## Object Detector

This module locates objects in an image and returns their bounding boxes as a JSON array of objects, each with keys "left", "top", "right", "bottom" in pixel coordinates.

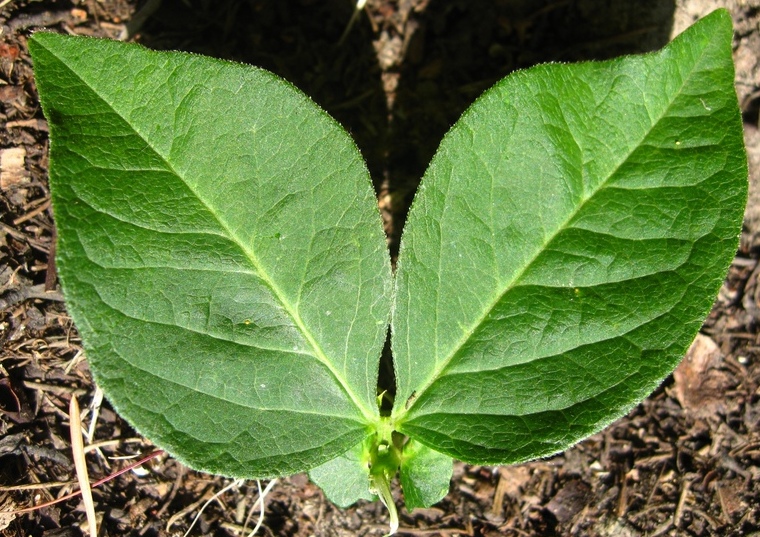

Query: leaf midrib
[
  {"left": 397, "top": 41, "right": 716, "bottom": 421},
  {"left": 43, "top": 41, "right": 377, "bottom": 424}
]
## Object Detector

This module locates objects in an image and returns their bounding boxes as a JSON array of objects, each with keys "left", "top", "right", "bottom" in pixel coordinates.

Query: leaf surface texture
[
  {"left": 30, "top": 33, "right": 392, "bottom": 477},
  {"left": 392, "top": 10, "right": 747, "bottom": 463}
]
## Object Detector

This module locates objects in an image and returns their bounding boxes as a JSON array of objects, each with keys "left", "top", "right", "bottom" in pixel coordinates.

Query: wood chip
[
  {"left": 0, "top": 492, "right": 17, "bottom": 531},
  {"left": 0, "top": 146, "right": 28, "bottom": 190}
]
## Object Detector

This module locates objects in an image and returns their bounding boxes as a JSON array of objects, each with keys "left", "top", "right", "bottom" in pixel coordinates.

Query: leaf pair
[{"left": 29, "top": 8, "right": 747, "bottom": 514}]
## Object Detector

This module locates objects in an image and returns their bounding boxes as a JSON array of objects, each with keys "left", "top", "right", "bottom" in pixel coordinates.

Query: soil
[{"left": 1, "top": 0, "right": 760, "bottom": 536}]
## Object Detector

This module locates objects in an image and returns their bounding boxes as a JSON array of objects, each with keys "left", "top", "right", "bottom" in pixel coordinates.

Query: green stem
[
  {"left": 368, "top": 419, "right": 402, "bottom": 535},
  {"left": 370, "top": 467, "right": 398, "bottom": 535}
]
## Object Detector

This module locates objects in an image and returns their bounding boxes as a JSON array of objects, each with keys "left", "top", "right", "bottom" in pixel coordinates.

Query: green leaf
[
  {"left": 392, "top": 9, "right": 747, "bottom": 464},
  {"left": 309, "top": 442, "right": 375, "bottom": 508},
  {"left": 29, "top": 33, "right": 392, "bottom": 478},
  {"left": 399, "top": 441, "right": 452, "bottom": 510}
]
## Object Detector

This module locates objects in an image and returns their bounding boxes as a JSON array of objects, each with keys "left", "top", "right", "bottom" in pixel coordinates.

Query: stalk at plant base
[{"left": 368, "top": 426, "right": 402, "bottom": 536}]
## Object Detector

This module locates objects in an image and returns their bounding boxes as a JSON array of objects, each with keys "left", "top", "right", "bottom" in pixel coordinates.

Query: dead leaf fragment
[
  {"left": 716, "top": 478, "right": 747, "bottom": 522},
  {"left": 672, "top": 334, "right": 730, "bottom": 417}
]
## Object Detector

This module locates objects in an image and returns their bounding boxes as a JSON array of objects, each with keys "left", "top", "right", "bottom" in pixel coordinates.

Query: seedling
[{"left": 29, "top": 9, "right": 746, "bottom": 533}]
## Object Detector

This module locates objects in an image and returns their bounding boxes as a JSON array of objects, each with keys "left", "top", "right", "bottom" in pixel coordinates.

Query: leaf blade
[
  {"left": 392, "top": 9, "right": 746, "bottom": 463},
  {"left": 30, "top": 33, "right": 392, "bottom": 477},
  {"left": 399, "top": 441, "right": 452, "bottom": 510},
  {"left": 309, "top": 442, "right": 375, "bottom": 507}
]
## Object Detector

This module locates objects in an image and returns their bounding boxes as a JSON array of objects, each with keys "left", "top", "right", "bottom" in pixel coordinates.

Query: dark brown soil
[{"left": 1, "top": 1, "right": 759, "bottom": 536}]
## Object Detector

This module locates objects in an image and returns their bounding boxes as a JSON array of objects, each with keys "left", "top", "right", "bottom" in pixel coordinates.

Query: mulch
[{"left": 1, "top": 1, "right": 759, "bottom": 536}]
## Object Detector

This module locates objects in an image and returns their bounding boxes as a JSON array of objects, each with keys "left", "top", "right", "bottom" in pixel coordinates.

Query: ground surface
[{"left": 1, "top": 0, "right": 760, "bottom": 536}]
